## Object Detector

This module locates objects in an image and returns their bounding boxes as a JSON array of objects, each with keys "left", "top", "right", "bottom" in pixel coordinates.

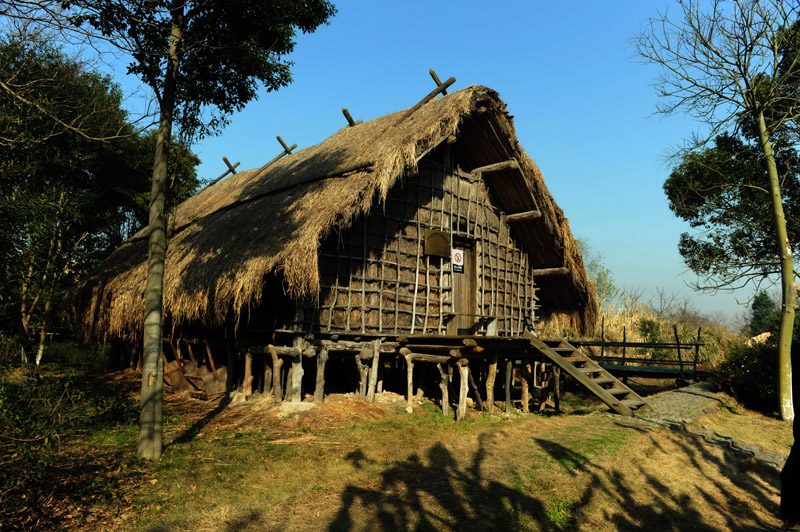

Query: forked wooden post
[
  {"left": 486, "top": 354, "right": 498, "bottom": 413},
  {"left": 366, "top": 340, "right": 380, "bottom": 403},
  {"left": 315, "top": 349, "right": 328, "bottom": 403},
  {"left": 290, "top": 337, "right": 304, "bottom": 403},
  {"left": 521, "top": 363, "right": 531, "bottom": 413},
  {"left": 268, "top": 345, "right": 283, "bottom": 403},
  {"left": 403, "top": 352, "right": 414, "bottom": 411},
  {"left": 243, "top": 351, "right": 254, "bottom": 398},
  {"left": 505, "top": 359, "right": 513, "bottom": 412},
  {"left": 437, "top": 363, "right": 450, "bottom": 417},
  {"left": 457, "top": 360, "right": 469, "bottom": 421},
  {"left": 354, "top": 352, "right": 367, "bottom": 398}
]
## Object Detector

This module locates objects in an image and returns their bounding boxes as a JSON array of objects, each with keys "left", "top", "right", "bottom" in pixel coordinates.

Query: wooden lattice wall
[{"left": 306, "top": 155, "right": 539, "bottom": 336}]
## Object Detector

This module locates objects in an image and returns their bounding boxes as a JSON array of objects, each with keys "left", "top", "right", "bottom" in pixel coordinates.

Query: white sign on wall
[{"left": 452, "top": 248, "right": 464, "bottom": 273}]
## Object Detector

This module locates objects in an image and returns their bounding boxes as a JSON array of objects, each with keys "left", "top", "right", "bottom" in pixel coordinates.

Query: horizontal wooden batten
[
  {"left": 505, "top": 209, "right": 542, "bottom": 223},
  {"left": 532, "top": 267, "right": 569, "bottom": 277},
  {"left": 469, "top": 159, "right": 519, "bottom": 176}
]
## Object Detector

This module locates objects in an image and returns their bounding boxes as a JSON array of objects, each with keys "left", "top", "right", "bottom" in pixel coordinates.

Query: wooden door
[{"left": 450, "top": 242, "right": 477, "bottom": 335}]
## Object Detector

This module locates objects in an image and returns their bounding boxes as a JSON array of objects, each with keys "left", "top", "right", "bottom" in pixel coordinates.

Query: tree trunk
[
  {"left": 757, "top": 110, "right": 795, "bottom": 422},
  {"left": 137, "top": 9, "right": 182, "bottom": 462}
]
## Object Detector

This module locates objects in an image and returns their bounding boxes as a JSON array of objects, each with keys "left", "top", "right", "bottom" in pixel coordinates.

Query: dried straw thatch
[{"left": 67, "top": 85, "right": 598, "bottom": 341}]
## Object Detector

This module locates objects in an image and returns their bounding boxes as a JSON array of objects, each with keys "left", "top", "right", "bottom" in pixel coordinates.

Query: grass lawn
[{"left": 0, "top": 367, "right": 790, "bottom": 531}]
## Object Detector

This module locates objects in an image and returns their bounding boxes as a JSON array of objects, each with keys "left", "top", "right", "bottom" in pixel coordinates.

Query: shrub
[
  {"left": 714, "top": 342, "right": 776, "bottom": 412},
  {"left": 0, "top": 334, "right": 21, "bottom": 367}
]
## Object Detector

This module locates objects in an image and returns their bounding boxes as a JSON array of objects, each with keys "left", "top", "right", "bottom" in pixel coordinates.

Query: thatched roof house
[{"left": 68, "top": 85, "right": 597, "bottom": 344}]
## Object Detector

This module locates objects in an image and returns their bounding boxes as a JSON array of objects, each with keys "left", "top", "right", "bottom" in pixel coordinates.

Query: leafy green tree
[
  {"left": 576, "top": 237, "right": 618, "bottom": 312},
  {"left": 750, "top": 291, "right": 780, "bottom": 336},
  {"left": 665, "top": 132, "right": 800, "bottom": 288},
  {"left": 638, "top": 0, "right": 800, "bottom": 421},
  {"left": 3, "top": 0, "right": 336, "bottom": 460},
  {"left": 0, "top": 33, "right": 200, "bottom": 365}
]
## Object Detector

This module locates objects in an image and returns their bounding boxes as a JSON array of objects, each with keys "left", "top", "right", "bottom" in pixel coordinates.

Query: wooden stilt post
[
  {"left": 486, "top": 354, "right": 497, "bottom": 413},
  {"left": 457, "top": 360, "right": 469, "bottom": 421},
  {"left": 314, "top": 349, "right": 328, "bottom": 404},
  {"left": 200, "top": 340, "right": 222, "bottom": 393},
  {"left": 553, "top": 366, "right": 561, "bottom": 414},
  {"left": 467, "top": 371, "right": 485, "bottom": 411},
  {"left": 437, "top": 363, "right": 450, "bottom": 417},
  {"left": 505, "top": 359, "right": 513, "bottom": 412},
  {"left": 243, "top": 351, "right": 254, "bottom": 398},
  {"left": 291, "top": 337, "right": 304, "bottom": 403},
  {"left": 376, "top": 357, "right": 385, "bottom": 393},
  {"left": 521, "top": 363, "right": 531, "bottom": 413},
  {"left": 263, "top": 357, "right": 273, "bottom": 395},
  {"left": 366, "top": 340, "right": 380, "bottom": 403},
  {"left": 354, "top": 354, "right": 367, "bottom": 398},
  {"left": 268, "top": 345, "right": 283, "bottom": 403},
  {"left": 404, "top": 352, "right": 414, "bottom": 412}
]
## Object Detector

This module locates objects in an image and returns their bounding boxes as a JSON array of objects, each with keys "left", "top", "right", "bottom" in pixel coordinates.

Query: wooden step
[
  {"left": 621, "top": 399, "right": 647, "bottom": 408},
  {"left": 525, "top": 332, "right": 651, "bottom": 416}
]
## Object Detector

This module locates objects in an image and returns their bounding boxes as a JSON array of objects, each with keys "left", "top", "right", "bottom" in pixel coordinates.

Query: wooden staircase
[{"left": 524, "top": 332, "right": 651, "bottom": 416}]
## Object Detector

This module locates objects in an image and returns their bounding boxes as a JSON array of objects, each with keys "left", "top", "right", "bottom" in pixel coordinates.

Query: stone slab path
[{"left": 614, "top": 381, "right": 789, "bottom": 472}]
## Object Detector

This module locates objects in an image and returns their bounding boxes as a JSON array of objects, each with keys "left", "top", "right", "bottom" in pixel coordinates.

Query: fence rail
[{"left": 569, "top": 324, "right": 708, "bottom": 381}]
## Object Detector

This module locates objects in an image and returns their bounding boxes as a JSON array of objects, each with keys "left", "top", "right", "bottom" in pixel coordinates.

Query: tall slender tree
[
  {"left": 1, "top": 0, "right": 336, "bottom": 459},
  {"left": 637, "top": 0, "right": 800, "bottom": 421}
]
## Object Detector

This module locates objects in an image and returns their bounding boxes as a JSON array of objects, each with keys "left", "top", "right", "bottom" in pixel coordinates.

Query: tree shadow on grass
[
  {"left": 165, "top": 395, "right": 231, "bottom": 448},
  {"left": 329, "top": 433, "right": 550, "bottom": 532},
  {"left": 325, "top": 428, "right": 781, "bottom": 532}
]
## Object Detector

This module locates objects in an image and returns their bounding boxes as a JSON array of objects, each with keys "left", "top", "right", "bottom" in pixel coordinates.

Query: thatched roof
[{"left": 68, "top": 85, "right": 598, "bottom": 341}]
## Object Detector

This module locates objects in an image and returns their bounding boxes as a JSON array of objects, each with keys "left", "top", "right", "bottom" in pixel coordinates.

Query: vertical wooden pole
[
  {"left": 243, "top": 351, "right": 254, "bottom": 398},
  {"left": 269, "top": 345, "right": 283, "bottom": 403},
  {"left": 622, "top": 326, "right": 628, "bottom": 384},
  {"left": 366, "top": 340, "right": 380, "bottom": 403},
  {"left": 600, "top": 316, "right": 605, "bottom": 363},
  {"left": 404, "top": 352, "right": 414, "bottom": 412},
  {"left": 437, "top": 363, "right": 450, "bottom": 417},
  {"left": 505, "top": 359, "right": 513, "bottom": 412},
  {"left": 694, "top": 327, "right": 702, "bottom": 380},
  {"left": 673, "top": 325, "right": 684, "bottom": 379},
  {"left": 291, "top": 337, "right": 304, "bottom": 403},
  {"left": 486, "top": 354, "right": 497, "bottom": 413},
  {"left": 457, "top": 361, "right": 469, "bottom": 421},
  {"left": 315, "top": 349, "right": 328, "bottom": 404}
]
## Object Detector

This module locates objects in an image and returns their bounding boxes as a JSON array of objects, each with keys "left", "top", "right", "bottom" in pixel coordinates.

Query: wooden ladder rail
[{"left": 524, "top": 332, "right": 651, "bottom": 416}]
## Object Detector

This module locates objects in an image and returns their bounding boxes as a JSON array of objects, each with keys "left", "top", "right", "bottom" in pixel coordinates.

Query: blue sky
[{"left": 121, "top": 1, "right": 762, "bottom": 325}]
